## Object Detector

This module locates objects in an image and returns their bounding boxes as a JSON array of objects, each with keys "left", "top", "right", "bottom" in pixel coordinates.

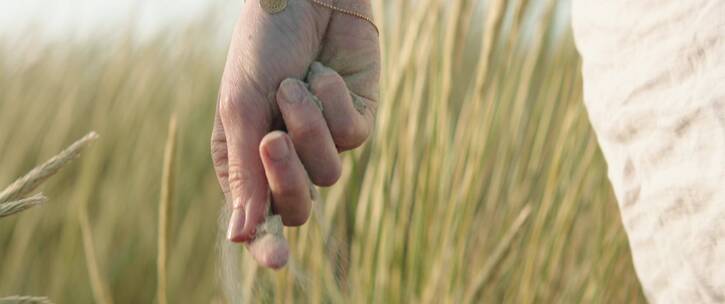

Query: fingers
[
  {"left": 260, "top": 131, "right": 312, "bottom": 226},
  {"left": 217, "top": 91, "right": 271, "bottom": 243},
  {"left": 306, "top": 62, "right": 374, "bottom": 151},
  {"left": 276, "top": 79, "right": 342, "bottom": 186}
]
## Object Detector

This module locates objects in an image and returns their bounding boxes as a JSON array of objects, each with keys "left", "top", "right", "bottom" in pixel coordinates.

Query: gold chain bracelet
[{"left": 260, "top": 0, "right": 379, "bottom": 34}]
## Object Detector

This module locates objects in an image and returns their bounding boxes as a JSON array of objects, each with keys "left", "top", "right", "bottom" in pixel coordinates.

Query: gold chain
[{"left": 309, "top": 0, "right": 379, "bottom": 34}]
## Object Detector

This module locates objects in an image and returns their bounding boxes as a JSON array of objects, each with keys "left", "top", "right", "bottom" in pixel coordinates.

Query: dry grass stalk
[
  {"left": 0, "top": 194, "right": 47, "bottom": 218},
  {"left": 463, "top": 205, "right": 533, "bottom": 303},
  {"left": 157, "top": 114, "right": 177, "bottom": 304},
  {"left": 0, "top": 132, "right": 99, "bottom": 204},
  {"left": 78, "top": 205, "right": 114, "bottom": 304},
  {"left": 0, "top": 295, "right": 54, "bottom": 304}
]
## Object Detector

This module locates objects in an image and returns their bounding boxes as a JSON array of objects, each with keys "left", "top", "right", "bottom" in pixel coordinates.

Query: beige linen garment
[{"left": 572, "top": 0, "right": 725, "bottom": 302}]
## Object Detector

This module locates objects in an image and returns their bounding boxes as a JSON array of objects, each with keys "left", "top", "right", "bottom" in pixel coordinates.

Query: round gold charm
[{"left": 260, "top": 0, "right": 287, "bottom": 14}]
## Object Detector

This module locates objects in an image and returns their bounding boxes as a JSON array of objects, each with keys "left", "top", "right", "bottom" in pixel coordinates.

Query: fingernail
[
  {"left": 280, "top": 79, "right": 307, "bottom": 104},
  {"left": 227, "top": 199, "right": 245, "bottom": 242},
  {"left": 266, "top": 135, "right": 289, "bottom": 161}
]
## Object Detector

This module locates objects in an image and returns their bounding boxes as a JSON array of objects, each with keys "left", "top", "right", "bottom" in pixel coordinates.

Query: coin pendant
[{"left": 260, "top": 0, "right": 287, "bottom": 14}]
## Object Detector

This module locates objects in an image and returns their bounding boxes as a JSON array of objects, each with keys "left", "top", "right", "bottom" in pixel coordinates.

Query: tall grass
[
  {"left": 157, "top": 114, "right": 178, "bottom": 304},
  {"left": 0, "top": 0, "right": 645, "bottom": 303}
]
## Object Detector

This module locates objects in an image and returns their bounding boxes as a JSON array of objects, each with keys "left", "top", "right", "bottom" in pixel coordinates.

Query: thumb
[{"left": 218, "top": 85, "right": 272, "bottom": 243}]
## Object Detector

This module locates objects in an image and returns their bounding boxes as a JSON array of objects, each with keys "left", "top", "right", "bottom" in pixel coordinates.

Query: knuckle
[
  {"left": 210, "top": 144, "right": 229, "bottom": 172},
  {"left": 210, "top": 134, "right": 227, "bottom": 162},
  {"left": 218, "top": 93, "right": 268, "bottom": 128},
  {"left": 218, "top": 94, "right": 240, "bottom": 115},
  {"left": 210, "top": 133, "right": 229, "bottom": 180}
]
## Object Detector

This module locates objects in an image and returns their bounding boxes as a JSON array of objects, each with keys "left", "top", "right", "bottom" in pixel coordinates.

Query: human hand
[{"left": 210, "top": 0, "right": 380, "bottom": 268}]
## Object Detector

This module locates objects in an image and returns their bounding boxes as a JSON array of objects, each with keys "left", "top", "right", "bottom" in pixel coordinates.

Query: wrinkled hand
[{"left": 210, "top": 0, "right": 380, "bottom": 268}]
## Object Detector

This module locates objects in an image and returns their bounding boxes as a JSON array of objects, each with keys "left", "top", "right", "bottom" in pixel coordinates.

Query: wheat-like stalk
[
  {"left": 0, "top": 132, "right": 98, "bottom": 220},
  {"left": 0, "top": 194, "right": 48, "bottom": 218},
  {"left": 0, "top": 132, "right": 99, "bottom": 205},
  {"left": 0, "top": 295, "right": 54, "bottom": 304}
]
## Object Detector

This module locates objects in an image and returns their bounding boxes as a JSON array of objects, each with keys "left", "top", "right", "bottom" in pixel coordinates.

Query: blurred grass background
[{"left": 0, "top": 0, "right": 646, "bottom": 303}]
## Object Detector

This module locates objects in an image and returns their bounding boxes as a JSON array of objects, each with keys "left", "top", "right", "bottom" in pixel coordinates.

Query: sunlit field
[{"left": 0, "top": 0, "right": 646, "bottom": 303}]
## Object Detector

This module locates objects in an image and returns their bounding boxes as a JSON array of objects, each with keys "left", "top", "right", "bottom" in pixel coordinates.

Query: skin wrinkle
[
  {"left": 211, "top": 105, "right": 230, "bottom": 196},
  {"left": 227, "top": 164, "right": 256, "bottom": 203}
]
